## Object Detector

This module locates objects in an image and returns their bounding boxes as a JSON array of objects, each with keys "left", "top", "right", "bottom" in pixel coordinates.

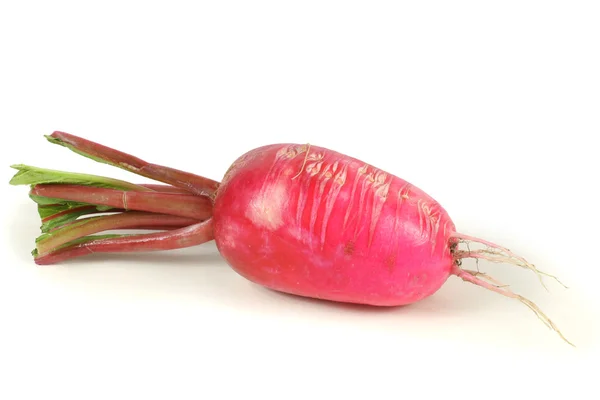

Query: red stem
[
  {"left": 137, "top": 184, "right": 192, "bottom": 194},
  {"left": 128, "top": 225, "right": 186, "bottom": 231},
  {"left": 49, "top": 222, "right": 186, "bottom": 233},
  {"left": 35, "top": 219, "right": 214, "bottom": 265},
  {"left": 51, "top": 131, "right": 220, "bottom": 197},
  {"left": 37, "top": 211, "right": 199, "bottom": 255},
  {"left": 31, "top": 184, "right": 212, "bottom": 220},
  {"left": 41, "top": 205, "right": 98, "bottom": 223}
]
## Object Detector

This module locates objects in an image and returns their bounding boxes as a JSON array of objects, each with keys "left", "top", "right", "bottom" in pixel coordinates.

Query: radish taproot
[{"left": 9, "top": 131, "right": 571, "bottom": 345}]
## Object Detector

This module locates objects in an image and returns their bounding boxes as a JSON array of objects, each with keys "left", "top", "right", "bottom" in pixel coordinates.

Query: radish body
[{"left": 213, "top": 144, "right": 457, "bottom": 306}]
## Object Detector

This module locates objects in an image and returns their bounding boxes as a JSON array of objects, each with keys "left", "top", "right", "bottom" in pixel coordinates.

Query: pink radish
[{"left": 9, "top": 132, "right": 571, "bottom": 345}]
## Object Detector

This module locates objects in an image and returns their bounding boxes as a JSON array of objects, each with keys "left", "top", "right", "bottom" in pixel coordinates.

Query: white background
[{"left": 1, "top": 1, "right": 598, "bottom": 399}]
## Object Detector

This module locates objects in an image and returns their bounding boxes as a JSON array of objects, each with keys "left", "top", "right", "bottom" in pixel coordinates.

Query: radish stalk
[
  {"left": 137, "top": 183, "right": 192, "bottom": 194},
  {"left": 34, "top": 184, "right": 190, "bottom": 232},
  {"left": 47, "top": 131, "right": 220, "bottom": 197},
  {"left": 30, "top": 184, "right": 211, "bottom": 220},
  {"left": 10, "top": 164, "right": 152, "bottom": 192},
  {"left": 34, "top": 219, "right": 214, "bottom": 265},
  {"left": 34, "top": 198, "right": 121, "bottom": 233},
  {"left": 35, "top": 211, "right": 199, "bottom": 255},
  {"left": 39, "top": 204, "right": 107, "bottom": 232},
  {"left": 10, "top": 154, "right": 214, "bottom": 259}
]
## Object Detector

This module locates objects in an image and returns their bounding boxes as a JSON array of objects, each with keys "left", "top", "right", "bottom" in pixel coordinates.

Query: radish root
[
  {"left": 451, "top": 232, "right": 567, "bottom": 290},
  {"left": 451, "top": 232, "right": 572, "bottom": 346},
  {"left": 453, "top": 266, "right": 573, "bottom": 346},
  {"left": 461, "top": 269, "right": 509, "bottom": 288}
]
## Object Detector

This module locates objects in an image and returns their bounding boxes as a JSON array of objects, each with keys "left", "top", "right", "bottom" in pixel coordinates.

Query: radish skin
[
  {"left": 214, "top": 144, "right": 457, "bottom": 307},
  {"left": 9, "top": 132, "right": 572, "bottom": 345}
]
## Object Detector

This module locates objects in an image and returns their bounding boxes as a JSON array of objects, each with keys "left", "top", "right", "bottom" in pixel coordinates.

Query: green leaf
[{"left": 9, "top": 164, "right": 147, "bottom": 191}]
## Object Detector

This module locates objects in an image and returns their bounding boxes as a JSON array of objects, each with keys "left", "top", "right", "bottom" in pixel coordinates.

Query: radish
[{"left": 9, "top": 131, "right": 571, "bottom": 345}]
